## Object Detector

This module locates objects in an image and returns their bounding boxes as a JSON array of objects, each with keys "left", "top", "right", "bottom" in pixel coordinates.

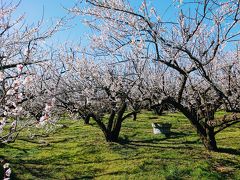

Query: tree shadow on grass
[
  {"left": 119, "top": 131, "right": 190, "bottom": 145},
  {"left": 120, "top": 135, "right": 240, "bottom": 155},
  {"left": 128, "top": 142, "right": 195, "bottom": 150},
  {"left": 18, "top": 137, "right": 69, "bottom": 145},
  {"left": 217, "top": 147, "right": 240, "bottom": 156},
  {"left": 16, "top": 163, "right": 54, "bottom": 179},
  {"left": 95, "top": 170, "right": 129, "bottom": 179},
  {"left": 10, "top": 155, "right": 78, "bottom": 179},
  {"left": 3, "top": 144, "right": 28, "bottom": 153},
  {"left": 117, "top": 134, "right": 197, "bottom": 151},
  {"left": 162, "top": 131, "right": 190, "bottom": 140},
  {"left": 79, "top": 175, "right": 95, "bottom": 179}
]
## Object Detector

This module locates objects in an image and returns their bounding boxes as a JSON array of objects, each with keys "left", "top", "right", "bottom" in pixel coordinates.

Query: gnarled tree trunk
[
  {"left": 91, "top": 102, "right": 135, "bottom": 142},
  {"left": 162, "top": 97, "right": 218, "bottom": 151},
  {"left": 198, "top": 127, "right": 217, "bottom": 151},
  {"left": 83, "top": 114, "right": 91, "bottom": 125}
]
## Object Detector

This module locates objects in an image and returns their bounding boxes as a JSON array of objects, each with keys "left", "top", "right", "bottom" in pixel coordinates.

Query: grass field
[{"left": 0, "top": 111, "right": 240, "bottom": 179}]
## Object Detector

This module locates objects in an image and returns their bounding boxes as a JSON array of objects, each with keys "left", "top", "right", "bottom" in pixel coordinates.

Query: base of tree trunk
[
  {"left": 203, "top": 142, "right": 218, "bottom": 151},
  {"left": 201, "top": 135, "right": 218, "bottom": 151},
  {"left": 105, "top": 132, "right": 120, "bottom": 142},
  {"left": 84, "top": 114, "right": 91, "bottom": 124},
  {"left": 105, "top": 137, "right": 119, "bottom": 142},
  {"left": 84, "top": 120, "right": 90, "bottom": 125},
  {"left": 133, "top": 113, "right": 137, "bottom": 121}
]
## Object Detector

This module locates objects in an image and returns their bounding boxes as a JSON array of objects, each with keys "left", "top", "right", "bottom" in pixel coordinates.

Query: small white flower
[
  {"left": 17, "top": 64, "right": 24, "bottom": 72},
  {"left": 17, "top": 93, "right": 24, "bottom": 100},
  {"left": 7, "top": 100, "right": 16, "bottom": 108},
  {"left": 38, "top": 115, "right": 48, "bottom": 126},
  {"left": 6, "top": 89, "right": 15, "bottom": 95},
  {"left": 0, "top": 118, "right": 6, "bottom": 129},
  {"left": 3, "top": 111, "right": 9, "bottom": 116},
  {"left": 23, "top": 48, "right": 28, "bottom": 56},
  {"left": 13, "top": 106, "right": 23, "bottom": 116},
  {"left": 39, "top": 116, "right": 45, "bottom": 122},
  {"left": 5, "top": 168, "right": 11, "bottom": 177},
  {"left": 150, "top": 7, "right": 155, "bottom": 15},
  {"left": 131, "top": 37, "right": 135, "bottom": 45},
  {"left": 3, "top": 163, "right": 9, "bottom": 169},
  {"left": 45, "top": 104, "right": 52, "bottom": 112},
  {"left": 23, "top": 76, "right": 32, "bottom": 86},
  {"left": 40, "top": 114, "right": 48, "bottom": 123},
  {"left": 0, "top": 71, "right": 4, "bottom": 81},
  {"left": 12, "top": 79, "right": 20, "bottom": 87},
  {"left": 51, "top": 98, "right": 56, "bottom": 105},
  {"left": 11, "top": 120, "right": 16, "bottom": 127},
  {"left": 39, "top": 121, "right": 46, "bottom": 126},
  {"left": 2, "top": 117, "right": 6, "bottom": 123}
]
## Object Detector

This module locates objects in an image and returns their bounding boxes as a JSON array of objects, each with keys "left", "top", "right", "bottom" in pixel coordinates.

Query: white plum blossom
[
  {"left": 6, "top": 100, "right": 16, "bottom": 107},
  {"left": 3, "top": 163, "right": 9, "bottom": 169},
  {"left": 12, "top": 106, "right": 23, "bottom": 116},
  {"left": 6, "top": 89, "right": 15, "bottom": 96},
  {"left": 0, "top": 71, "right": 4, "bottom": 81},
  {"left": 37, "top": 98, "right": 56, "bottom": 127},
  {"left": 45, "top": 103, "right": 52, "bottom": 113},
  {"left": 23, "top": 48, "right": 29, "bottom": 56},
  {"left": 0, "top": 0, "right": 65, "bottom": 148},
  {"left": 0, "top": 118, "right": 6, "bottom": 133},
  {"left": 17, "top": 93, "right": 24, "bottom": 100},
  {"left": 12, "top": 79, "right": 20, "bottom": 89},
  {"left": 11, "top": 120, "right": 17, "bottom": 127},
  {"left": 23, "top": 76, "right": 32, "bottom": 86},
  {"left": 69, "top": 0, "right": 240, "bottom": 150},
  {"left": 38, "top": 114, "right": 49, "bottom": 126},
  {"left": 16, "top": 64, "right": 24, "bottom": 72},
  {"left": 5, "top": 168, "right": 11, "bottom": 177},
  {"left": 3, "top": 162, "right": 11, "bottom": 180}
]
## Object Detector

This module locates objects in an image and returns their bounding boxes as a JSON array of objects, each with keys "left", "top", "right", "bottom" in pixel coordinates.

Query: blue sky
[
  {"left": 14, "top": 0, "right": 87, "bottom": 45},
  {"left": 14, "top": 0, "right": 178, "bottom": 45}
]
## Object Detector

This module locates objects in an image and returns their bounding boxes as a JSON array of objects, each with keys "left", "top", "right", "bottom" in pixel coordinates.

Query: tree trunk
[
  {"left": 111, "top": 123, "right": 122, "bottom": 142},
  {"left": 105, "top": 131, "right": 119, "bottom": 142},
  {"left": 91, "top": 103, "right": 128, "bottom": 142},
  {"left": 152, "top": 105, "right": 164, "bottom": 115},
  {"left": 200, "top": 127, "right": 217, "bottom": 151},
  {"left": 133, "top": 112, "right": 137, "bottom": 121},
  {"left": 84, "top": 116, "right": 90, "bottom": 124},
  {"left": 157, "top": 106, "right": 164, "bottom": 115},
  {"left": 162, "top": 97, "right": 219, "bottom": 151},
  {"left": 105, "top": 102, "right": 127, "bottom": 142},
  {"left": 83, "top": 113, "right": 92, "bottom": 124}
]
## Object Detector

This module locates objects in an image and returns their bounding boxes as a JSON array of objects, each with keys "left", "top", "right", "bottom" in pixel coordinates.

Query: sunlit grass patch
[{"left": 0, "top": 111, "right": 239, "bottom": 179}]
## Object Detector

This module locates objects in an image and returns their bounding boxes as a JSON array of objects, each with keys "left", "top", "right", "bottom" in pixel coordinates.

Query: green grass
[{"left": 0, "top": 111, "right": 240, "bottom": 179}]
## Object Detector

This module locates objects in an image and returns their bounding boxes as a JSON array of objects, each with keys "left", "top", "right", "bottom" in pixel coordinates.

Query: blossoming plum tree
[
  {"left": 0, "top": 1, "right": 67, "bottom": 177},
  {"left": 52, "top": 50, "right": 144, "bottom": 142},
  {"left": 71, "top": 0, "right": 240, "bottom": 151},
  {"left": 0, "top": 0, "right": 64, "bottom": 144}
]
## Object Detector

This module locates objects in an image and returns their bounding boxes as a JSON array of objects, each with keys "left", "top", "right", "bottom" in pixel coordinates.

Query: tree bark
[
  {"left": 84, "top": 115, "right": 90, "bottom": 124},
  {"left": 162, "top": 97, "right": 218, "bottom": 151},
  {"left": 133, "top": 112, "right": 137, "bottom": 121},
  {"left": 90, "top": 102, "right": 137, "bottom": 142},
  {"left": 109, "top": 102, "right": 127, "bottom": 141},
  {"left": 199, "top": 127, "right": 217, "bottom": 151},
  {"left": 152, "top": 104, "right": 164, "bottom": 115},
  {"left": 105, "top": 131, "right": 119, "bottom": 142}
]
